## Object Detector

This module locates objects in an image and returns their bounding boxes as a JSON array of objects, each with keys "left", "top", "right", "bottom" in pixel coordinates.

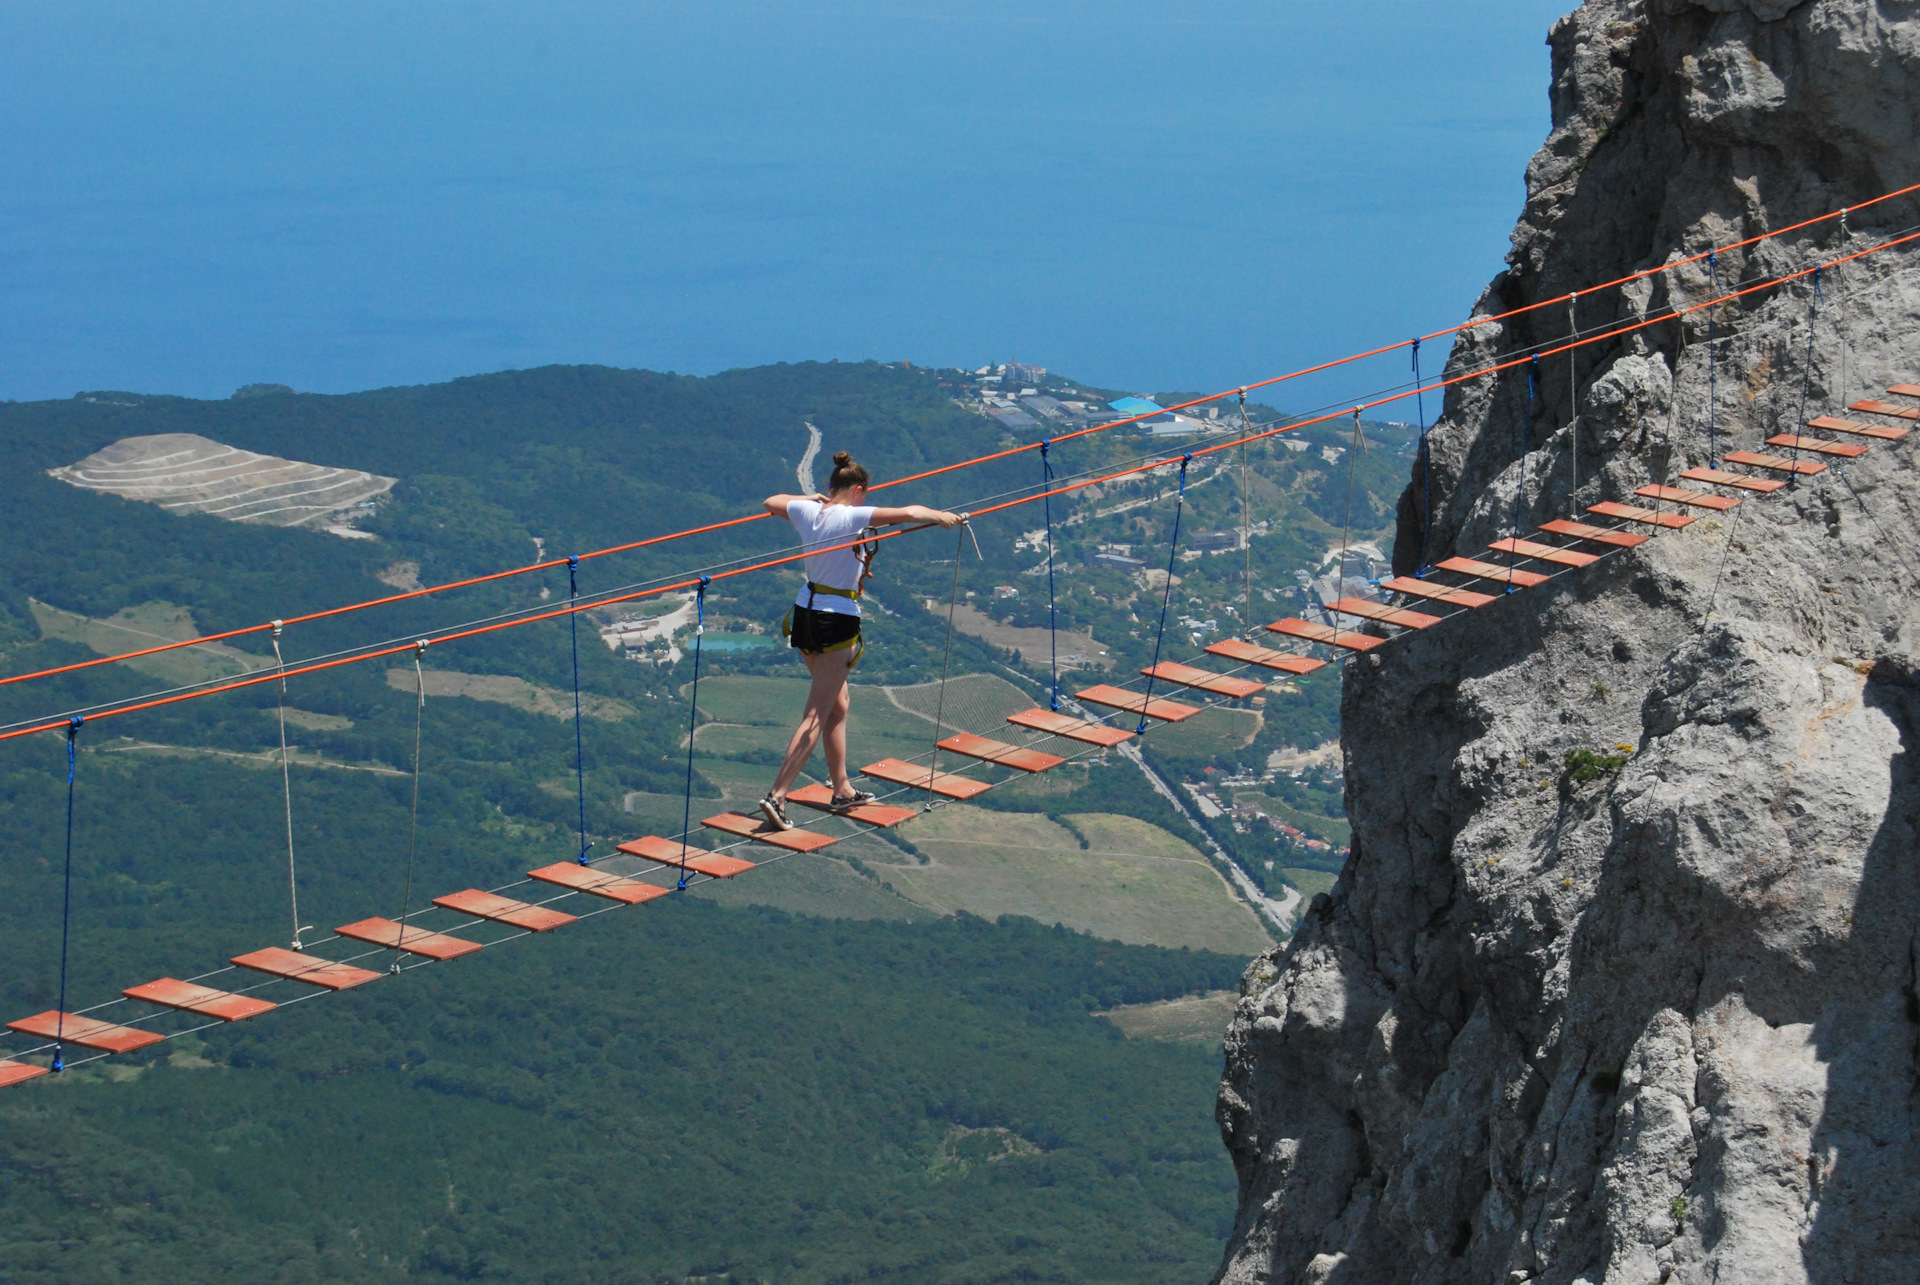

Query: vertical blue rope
[
  {"left": 1413, "top": 338, "right": 1430, "bottom": 576},
  {"left": 1041, "top": 439, "right": 1060, "bottom": 711},
  {"left": 677, "top": 577, "right": 709, "bottom": 890},
  {"left": 54, "top": 715, "right": 81, "bottom": 1072},
  {"left": 1137, "top": 456, "right": 1191, "bottom": 734},
  {"left": 568, "top": 556, "right": 591, "bottom": 865},
  {"left": 1707, "top": 249, "right": 1720, "bottom": 467}
]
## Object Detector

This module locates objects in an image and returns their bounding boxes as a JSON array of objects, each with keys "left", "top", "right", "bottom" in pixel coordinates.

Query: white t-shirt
[{"left": 787, "top": 499, "right": 877, "bottom": 617}]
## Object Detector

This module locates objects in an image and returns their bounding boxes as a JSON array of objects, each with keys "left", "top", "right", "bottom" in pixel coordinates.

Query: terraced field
[{"left": 49, "top": 432, "right": 395, "bottom": 530}]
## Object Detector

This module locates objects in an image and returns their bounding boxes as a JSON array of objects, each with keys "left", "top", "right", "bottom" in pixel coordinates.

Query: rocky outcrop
[{"left": 1214, "top": 3, "right": 1920, "bottom": 1282}]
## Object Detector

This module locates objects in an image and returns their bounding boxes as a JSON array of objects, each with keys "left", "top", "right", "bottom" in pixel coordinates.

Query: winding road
[{"left": 797, "top": 421, "right": 823, "bottom": 494}]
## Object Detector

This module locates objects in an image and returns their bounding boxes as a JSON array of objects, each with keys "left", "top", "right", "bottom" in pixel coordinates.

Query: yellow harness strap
[{"left": 806, "top": 581, "right": 862, "bottom": 601}]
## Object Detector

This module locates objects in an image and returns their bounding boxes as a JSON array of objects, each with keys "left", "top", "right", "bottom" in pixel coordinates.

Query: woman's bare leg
[
  {"left": 822, "top": 675, "right": 854, "bottom": 796},
  {"left": 769, "top": 648, "right": 855, "bottom": 801}
]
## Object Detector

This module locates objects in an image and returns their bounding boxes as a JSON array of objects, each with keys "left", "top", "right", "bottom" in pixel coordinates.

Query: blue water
[{"left": 1, "top": 1, "right": 1569, "bottom": 407}]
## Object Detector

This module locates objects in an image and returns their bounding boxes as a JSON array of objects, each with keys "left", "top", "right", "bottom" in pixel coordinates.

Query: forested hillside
[{"left": 0, "top": 362, "right": 1407, "bottom": 1280}]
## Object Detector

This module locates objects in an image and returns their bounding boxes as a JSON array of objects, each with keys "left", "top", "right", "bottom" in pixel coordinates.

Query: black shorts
[{"left": 788, "top": 603, "right": 862, "bottom": 654}]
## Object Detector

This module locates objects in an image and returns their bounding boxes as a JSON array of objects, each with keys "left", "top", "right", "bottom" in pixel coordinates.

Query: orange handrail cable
[
  {"left": 0, "top": 512, "right": 772, "bottom": 691},
  {"left": 969, "top": 227, "right": 1920, "bottom": 518},
  {"left": 0, "top": 522, "right": 943, "bottom": 744},
  {"left": 7, "top": 192, "right": 1912, "bottom": 706},
  {"left": 1421, "top": 182, "right": 1920, "bottom": 345},
  {"left": 3, "top": 225, "right": 1915, "bottom": 746},
  {"left": 6, "top": 183, "right": 1913, "bottom": 694}
]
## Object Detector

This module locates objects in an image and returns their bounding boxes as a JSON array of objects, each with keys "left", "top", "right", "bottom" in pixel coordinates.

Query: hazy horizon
[{"left": 4, "top": 1, "right": 1571, "bottom": 408}]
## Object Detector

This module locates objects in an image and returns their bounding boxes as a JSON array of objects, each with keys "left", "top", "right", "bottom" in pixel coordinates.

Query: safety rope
[
  {"left": 53, "top": 715, "right": 81, "bottom": 1072},
  {"left": 1040, "top": 440, "right": 1061, "bottom": 710},
  {"left": 269, "top": 623, "right": 307, "bottom": 949},
  {"left": 1506, "top": 358, "right": 1539, "bottom": 595},
  {"left": 1707, "top": 251, "right": 1721, "bottom": 467},
  {"left": 1412, "top": 341, "right": 1430, "bottom": 575},
  {"left": 1336, "top": 412, "right": 1366, "bottom": 613},
  {"left": 1788, "top": 267, "right": 1824, "bottom": 483},
  {"left": 1238, "top": 391, "right": 1256, "bottom": 627},
  {"left": 926, "top": 521, "right": 970, "bottom": 802},
  {"left": 391, "top": 641, "right": 428, "bottom": 971},
  {"left": 1835, "top": 209, "right": 1852, "bottom": 415},
  {"left": 567, "top": 557, "right": 590, "bottom": 865},
  {"left": 1647, "top": 309, "right": 1688, "bottom": 523},
  {"left": 675, "top": 577, "right": 710, "bottom": 888},
  {"left": 1567, "top": 291, "right": 1580, "bottom": 513},
  {"left": 1698, "top": 491, "right": 1748, "bottom": 630},
  {"left": 1138, "top": 456, "right": 1192, "bottom": 734},
  {"left": 1832, "top": 465, "right": 1920, "bottom": 584}
]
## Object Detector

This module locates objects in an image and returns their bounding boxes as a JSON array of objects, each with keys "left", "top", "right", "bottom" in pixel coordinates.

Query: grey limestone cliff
[{"left": 1214, "top": 2, "right": 1920, "bottom": 1282}]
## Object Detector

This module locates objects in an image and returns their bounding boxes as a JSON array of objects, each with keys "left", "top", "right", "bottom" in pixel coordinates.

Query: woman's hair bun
[{"left": 826, "top": 450, "right": 871, "bottom": 493}]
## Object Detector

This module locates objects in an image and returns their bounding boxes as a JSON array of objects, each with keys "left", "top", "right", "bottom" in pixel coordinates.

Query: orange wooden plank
[
  {"left": 1724, "top": 450, "right": 1826, "bottom": 476},
  {"left": 1005, "top": 708, "right": 1137, "bottom": 745},
  {"left": 1766, "top": 433, "right": 1868, "bottom": 458},
  {"left": 434, "top": 888, "right": 577, "bottom": 932},
  {"left": 0, "top": 1060, "right": 48, "bottom": 1089},
  {"left": 1204, "top": 638, "right": 1328, "bottom": 673},
  {"left": 1138, "top": 662, "right": 1265, "bottom": 699},
  {"left": 123, "top": 978, "right": 276, "bottom": 1021},
  {"left": 1633, "top": 484, "right": 1740, "bottom": 511},
  {"left": 1586, "top": 501, "right": 1693, "bottom": 529},
  {"left": 1887, "top": 383, "right": 1920, "bottom": 397},
  {"left": 621, "top": 833, "right": 766, "bottom": 871},
  {"left": 336, "top": 918, "right": 484, "bottom": 961},
  {"left": 1679, "top": 466, "right": 1787, "bottom": 493},
  {"left": 7, "top": 1011, "right": 166, "bottom": 1053},
  {"left": 1435, "top": 556, "right": 1548, "bottom": 588},
  {"left": 522, "top": 868, "right": 664, "bottom": 906},
  {"left": 860, "top": 757, "right": 993, "bottom": 799},
  {"left": 1075, "top": 684, "right": 1202, "bottom": 721},
  {"left": 1488, "top": 538, "right": 1599, "bottom": 568},
  {"left": 1380, "top": 576, "right": 1495, "bottom": 608},
  {"left": 1540, "top": 519, "right": 1649, "bottom": 548},
  {"left": 788, "top": 783, "right": 918, "bottom": 826},
  {"left": 1807, "top": 415, "right": 1909, "bottom": 441},
  {"left": 695, "top": 814, "right": 835, "bottom": 854},
  {"left": 1328, "top": 597, "right": 1442, "bottom": 628},
  {"left": 232, "top": 947, "right": 382, "bottom": 990},
  {"left": 1850, "top": 398, "right": 1920, "bottom": 420},
  {"left": 937, "top": 732, "right": 1067, "bottom": 772},
  {"left": 1266, "top": 617, "right": 1385, "bottom": 651}
]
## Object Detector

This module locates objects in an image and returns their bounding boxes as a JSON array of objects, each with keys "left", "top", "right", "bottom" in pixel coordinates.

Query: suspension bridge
[{"left": 2, "top": 183, "right": 1917, "bottom": 1089}]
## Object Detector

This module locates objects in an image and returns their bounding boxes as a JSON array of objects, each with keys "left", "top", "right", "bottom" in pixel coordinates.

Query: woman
[{"left": 759, "top": 451, "right": 962, "bottom": 829}]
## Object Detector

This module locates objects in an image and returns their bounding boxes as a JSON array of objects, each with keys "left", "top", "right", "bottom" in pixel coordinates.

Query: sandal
[
  {"left": 829, "top": 789, "right": 877, "bottom": 811},
  {"left": 759, "top": 794, "right": 794, "bottom": 831}
]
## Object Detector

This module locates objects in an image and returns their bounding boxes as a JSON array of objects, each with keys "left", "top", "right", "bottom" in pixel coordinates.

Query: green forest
[{"left": 0, "top": 361, "right": 1411, "bottom": 1280}]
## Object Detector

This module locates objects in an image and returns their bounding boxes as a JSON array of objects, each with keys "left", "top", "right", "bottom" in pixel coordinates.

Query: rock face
[{"left": 1214, "top": 3, "right": 1920, "bottom": 1282}]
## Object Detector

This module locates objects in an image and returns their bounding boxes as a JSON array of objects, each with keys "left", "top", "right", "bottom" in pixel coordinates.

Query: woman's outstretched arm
[{"left": 869, "top": 504, "right": 962, "bottom": 529}]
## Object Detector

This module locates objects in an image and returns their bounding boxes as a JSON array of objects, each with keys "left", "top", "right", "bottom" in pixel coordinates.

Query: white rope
[
  {"left": 392, "top": 640, "right": 429, "bottom": 970},
  {"left": 1567, "top": 291, "right": 1580, "bottom": 514},
  {"left": 269, "top": 622, "right": 309, "bottom": 950}
]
